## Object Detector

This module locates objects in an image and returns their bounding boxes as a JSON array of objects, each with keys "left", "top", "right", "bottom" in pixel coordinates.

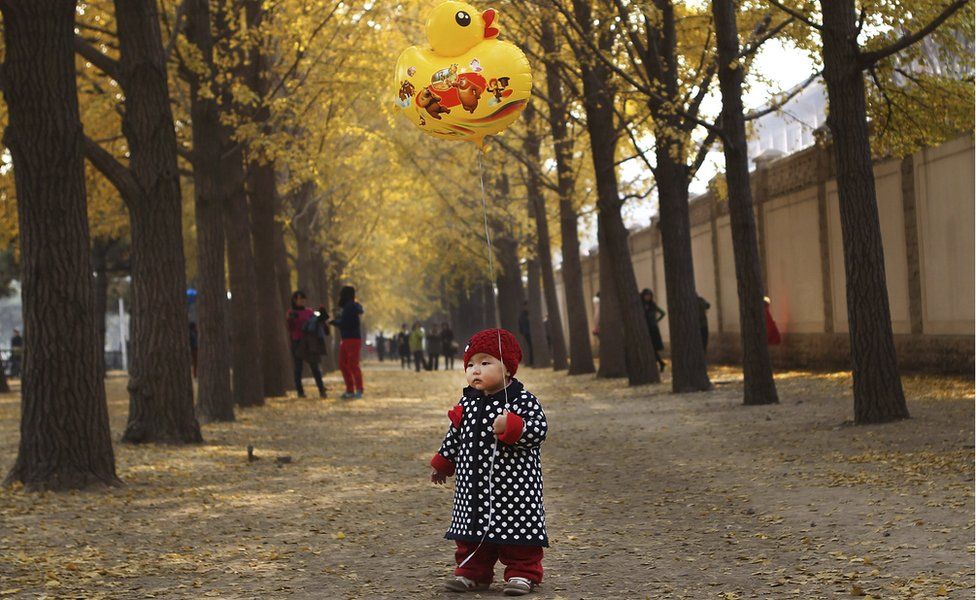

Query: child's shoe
[
  {"left": 503, "top": 577, "right": 534, "bottom": 596},
  {"left": 354, "top": 390, "right": 363, "bottom": 399},
  {"left": 340, "top": 391, "right": 356, "bottom": 400},
  {"left": 444, "top": 575, "right": 490, "bottom": 592}
]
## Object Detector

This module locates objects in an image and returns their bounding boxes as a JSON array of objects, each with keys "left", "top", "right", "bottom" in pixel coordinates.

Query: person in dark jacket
[
  {"left": 286, "top": 290, "right": 327, "bottom": 398},
  {"left": 426, "top": 323, "right": 441, "bottom": 371},
  {"left": 640, "top": 289, "right": 667, "bottom": 372},
  {"left": 330, "top": 285, "right": 365, "bottom": 399},
  {"left": 698, "top": 295, "right": 711, "bottom": 353},
  {"left": 440, "top": 322, "right": 456, "bottom": 370},
  {"left": 376, "top": 332, "right": 386, "bottom": 362},
  {"left": 398, "top": 323, "right": 411, "bottom": 369},
  {"left": 10, "top": 329, "right": 23, "bottom": 379}
]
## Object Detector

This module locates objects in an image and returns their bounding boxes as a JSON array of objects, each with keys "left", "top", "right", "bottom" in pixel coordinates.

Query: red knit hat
[{"left": 462, "top": 328, "right": 523, "bottom": 376}]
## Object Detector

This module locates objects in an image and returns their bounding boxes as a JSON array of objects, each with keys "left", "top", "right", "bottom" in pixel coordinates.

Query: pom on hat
[{"left": 462, "top": 328, "right": 522, "bottom": 376}]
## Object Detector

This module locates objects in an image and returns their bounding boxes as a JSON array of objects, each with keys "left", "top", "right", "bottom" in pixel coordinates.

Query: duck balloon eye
[{"left": 394, "top": 1, "right": 532, "bottom": 147}]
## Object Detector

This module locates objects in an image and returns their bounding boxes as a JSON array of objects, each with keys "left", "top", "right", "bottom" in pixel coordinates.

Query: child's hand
[
  {"left": 493, "top": 410, "right": 508, "bottom": 437},
  {"left": 430, "top": 468, "right": 447, "bottom": 484}
]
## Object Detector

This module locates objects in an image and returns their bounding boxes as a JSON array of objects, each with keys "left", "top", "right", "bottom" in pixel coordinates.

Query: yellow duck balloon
[{"left": 394, "top": 1, "right": 531, "bottom": 147}]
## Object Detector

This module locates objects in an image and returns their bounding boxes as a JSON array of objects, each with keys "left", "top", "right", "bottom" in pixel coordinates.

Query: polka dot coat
[{"left": 434, "top": 379, "right": 549, "bottom": 547}]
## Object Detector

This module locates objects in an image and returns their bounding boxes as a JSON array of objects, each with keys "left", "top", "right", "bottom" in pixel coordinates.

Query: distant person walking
[
  {"left": 398, "top": 323, "right": 411, "bottom": 369},
  {"left": 426, "top": 323, "right": 442, "bottom": 371},
  {"left": 376, "top": 332, "right": 387, "bottom": 362},
  {"left": 409, "top": 322, "right": 426, "bottom": 372},
  {"left": 640, "top": 289, "right": 667, "bottom": 372},
  {"left": 9, "top": 329, "right": 23, "bottom": 378},
  {"left": 287, "top": 290, "right": 327, "bottom": 398},
  {"left": 440, "top": 322, "right": 455, "bottom": 370},
  {"left": 698, "top": 296, "right": 711, "bottom": 353},
  {"left": 331, "top": 285, "right": 365, "bottom": 399}
]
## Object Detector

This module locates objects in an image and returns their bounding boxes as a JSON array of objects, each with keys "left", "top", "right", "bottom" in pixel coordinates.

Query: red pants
[
  {"left": 338, "top": 338, "right": 363, "bottom": 393},
  {"left": 454, "top": 541, "right": 544, "bottom": 584}
]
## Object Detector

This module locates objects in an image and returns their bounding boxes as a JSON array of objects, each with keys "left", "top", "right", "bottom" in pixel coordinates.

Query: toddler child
[{"left": 430, "top": 328, "right": 548, "bottom": 596}]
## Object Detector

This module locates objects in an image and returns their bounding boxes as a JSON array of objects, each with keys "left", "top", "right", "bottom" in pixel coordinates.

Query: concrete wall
[{"left": 554, "top": 135, "right": 975, "bottom": 372}]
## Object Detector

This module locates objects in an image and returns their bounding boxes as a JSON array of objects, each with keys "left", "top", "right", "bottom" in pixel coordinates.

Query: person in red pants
[
  {"left": 330, "top": 285, "right": 364, "bottom": 399},
  {"left": 430, "top": 329, "right": 548, "bottom": 596}
]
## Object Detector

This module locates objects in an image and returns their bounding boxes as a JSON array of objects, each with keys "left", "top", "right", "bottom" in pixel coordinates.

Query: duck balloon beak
[{"left": 483, "top": 9, "right": 499, "bottom": 38}]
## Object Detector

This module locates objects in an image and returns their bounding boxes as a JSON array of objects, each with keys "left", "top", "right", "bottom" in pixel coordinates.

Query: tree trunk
[
  {"left": 522, "top": 102, "right": 568, "bottom": 370},
  {"left": 241, "top": 0, "right": 291, "bottom": 396},
  {"left": 247, "top": 159, "right": 292, "bottom": 396},
  {"left": 220, "top": 145, "right": 265, "bottom": 408},
  {"left": 111, "top": 0, "right": 203, "bottom": 442},
  {"left": 92, "top": 240, "right": 109, "bottom": 376},
  {"left": 655, "top": 156, "right": 711, "bottom": 392},
  {"left": 596, "top": 224, "right": 627, "bottom": 378},
  {"left": 291, "top": 182, "right": 324, "bottom": 302},
  {"left": 526, "top": 258, "right": 551, "bottom": 368},
  {"left": 819, "top": 0, "right": 908, "bottom": 424},
  {"left": 494, "top": 230, "right": 523, "bottom": 336},
  {"left": 572, "top": 0, "right": 659, "bottom": 385},
  {"left": 274, "top": 209, "right": 293, "bottom": 312},
  {"left": 1, "top": 0, "right": 119, "bottom": 489},
  {"left": 212, "top": 0, "right": 264, "bottom": 408},
  {"left": 539, "top": 17, "right": 594, "bottom": 375},
  {"left": 647, "top": 1, "right": 711, "bottom": 393},
  {"left": 711, "top": 0, "right": 778, "bottom": 406},
  {"left": 185, "top": 0, "right": 234, "bottom": 422}
]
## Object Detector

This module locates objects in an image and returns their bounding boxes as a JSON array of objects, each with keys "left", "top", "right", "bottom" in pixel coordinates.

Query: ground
[{"left": 0, "top": 363, "right": 973, "bottom": 599}]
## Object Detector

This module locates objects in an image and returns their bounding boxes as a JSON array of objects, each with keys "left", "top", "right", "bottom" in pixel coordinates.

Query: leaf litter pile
[{"left": 0, "top": 364, "right": 972, "bottom": 599}]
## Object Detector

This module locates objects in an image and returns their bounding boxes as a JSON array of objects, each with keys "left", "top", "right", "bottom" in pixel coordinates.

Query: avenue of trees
[{"left": 0, "top": 0, "right": 970, "bottom": 489}]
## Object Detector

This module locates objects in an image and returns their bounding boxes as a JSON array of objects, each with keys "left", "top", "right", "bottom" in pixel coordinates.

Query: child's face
[{"left": 465, "top": 352, "right": 508, "bottom": 393}]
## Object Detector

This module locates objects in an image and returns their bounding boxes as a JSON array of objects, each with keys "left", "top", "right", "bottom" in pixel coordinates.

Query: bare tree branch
[
  {"left": 74, "top": 35, "right": 120, "bottom": 81},
  {"left": 767, "top": 1, "right": 822, "bottom": 30},
  {"left": 859, "top": 0, "right": 970, "bottom": 67},
  {"left": 83, "top": 136, "right": 139, "bottom": 206}
]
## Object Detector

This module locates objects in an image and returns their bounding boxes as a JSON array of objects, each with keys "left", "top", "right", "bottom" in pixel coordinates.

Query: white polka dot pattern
[{"left": 435, "top": 379, "right": 548, "bottom": 547}]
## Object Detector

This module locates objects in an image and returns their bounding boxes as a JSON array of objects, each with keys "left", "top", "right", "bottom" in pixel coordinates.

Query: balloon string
[{"left": 458, "top": 145, "right": 512, "bottom": 571}]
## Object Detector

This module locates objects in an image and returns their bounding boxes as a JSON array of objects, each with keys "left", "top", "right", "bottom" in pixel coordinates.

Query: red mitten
[
  {"left": 448, "top": 404, "right": 464, "bottom": 428},
  {"left": 497, "top": 412, "right": 525, "bottom": 445},
  {"left": 431, "top": 453, "right": 455, "bottom": 477}
]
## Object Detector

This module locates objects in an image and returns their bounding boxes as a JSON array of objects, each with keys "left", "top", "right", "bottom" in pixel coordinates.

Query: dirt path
[{"left": 1, "top": 364, "right": 973, "bottom": 599}]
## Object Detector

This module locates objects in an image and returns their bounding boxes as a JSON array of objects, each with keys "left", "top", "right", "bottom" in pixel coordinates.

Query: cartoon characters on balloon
[{"left": 393, "top": 1, "right": 532, "bottom": 147}]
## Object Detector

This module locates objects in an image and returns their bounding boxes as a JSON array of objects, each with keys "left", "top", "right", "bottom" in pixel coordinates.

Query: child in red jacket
[{"left": 430, "top": 328, "right": 548, "bottom": 596}]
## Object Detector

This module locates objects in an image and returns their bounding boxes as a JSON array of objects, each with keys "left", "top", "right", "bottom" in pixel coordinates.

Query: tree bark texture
[
  {"left": 647, "top": 0, "right": 711, "bottom": 392},
  {"left": 711, "top": 0, "right": 779, "bottom": 406},
  {"left": 247, "top": 159, "right": 293, "bottom": 396},
  {"left": 0, "top": 0, "right": 120, "bottom": 489},
  {"left": 522, "top": 102, "right": 568, "bottom": 370},
  {"left": 494, "top": 230, "right": 524, "bottom": 338},
  {"left": 185, "top": 0, "right": 234, "bottom": 422},
  {"left": 819, "top": 0, "right": 908, "bottom": 424},
  {"left": 112, "top": 0, "right": 203, "bottom": 442},
  {"left": 526, "top": 259, "right": 552, "bottom": 368},
  {"left": 539, "top": 17, "right": 594, "bottom": 375},
  {"left": 92, "top": 241, "right": 109, "bottom": 376},
  {"left": 245, "top": 0, "right": 292, "bottom": 397},
  {"left": 572, "top": 0, "right": 659, "bottom": 385},
  {"left": 291, "top": 182, "right": 325, "bottom": 303},
  {"left": 212, "top": 0, "right": 264, "bottom": 408},
  {"left": 596, "top": 223, "right": 627, "bottom": 378},
  {"left": 220, "top": 143, "right": 265, "bottom": 408}
]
